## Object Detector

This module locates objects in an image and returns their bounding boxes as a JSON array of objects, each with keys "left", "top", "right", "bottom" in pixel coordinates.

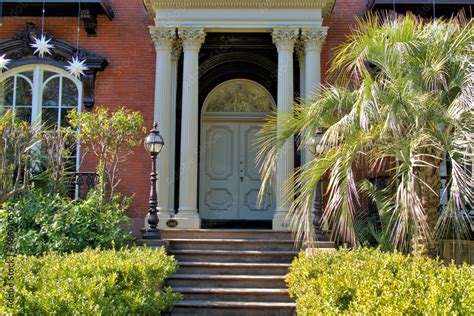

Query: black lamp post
[
  {"left": 308, "top": 130, "right": 326, "bottom": 240},
  {"left": 143, "top": 122, "right": 164, "bottom": 240}
]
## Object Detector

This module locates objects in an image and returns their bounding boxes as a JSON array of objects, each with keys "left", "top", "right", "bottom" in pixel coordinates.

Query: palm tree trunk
[{"left": 413, "top": 154, "right": 442, "bottom": 256}]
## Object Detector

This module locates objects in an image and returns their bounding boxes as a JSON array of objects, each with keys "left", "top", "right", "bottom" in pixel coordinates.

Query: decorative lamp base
[{"left": 142, "top": 229, "right": 161, "bottom": 240}]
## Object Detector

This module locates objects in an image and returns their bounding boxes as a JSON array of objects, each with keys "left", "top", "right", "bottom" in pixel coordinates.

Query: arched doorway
[{"left": 199, "top": 79, "right": 276, "bottom": 222}]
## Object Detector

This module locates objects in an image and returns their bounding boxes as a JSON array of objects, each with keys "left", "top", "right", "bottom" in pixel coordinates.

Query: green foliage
[
  {"left": 0, "top": 188, "right": 133, "bottom": 256},
  {"left": 287, "top": 248, "right": 474, "bottom": 315},
  {"left": 257, "top": 13, "right": 473, "bottom": 252},
  {"left": 0, "top": 247, "right": 181, "bottom": 315},
  {"left": 68, "top": 107, "right": 145, "bottom": 200},
  {"left": 0, "top": 111, "right": 39, "bottom": 204}
]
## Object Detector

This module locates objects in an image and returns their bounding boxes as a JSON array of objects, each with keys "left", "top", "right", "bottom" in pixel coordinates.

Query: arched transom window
[
  {"left": 203, "top": 79, "right": 275, "bottom": 113},
  {"left": 0, "top": 64, "right": 82, "bottom": 126}
]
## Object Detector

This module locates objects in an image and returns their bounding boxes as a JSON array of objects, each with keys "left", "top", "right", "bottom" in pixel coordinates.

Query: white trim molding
[{"left": 144, "top": 0, "right": 334, "bottom": 31}]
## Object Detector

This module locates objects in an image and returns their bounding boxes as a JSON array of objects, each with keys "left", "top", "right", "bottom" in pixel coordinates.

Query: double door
[{"left": 199, "top": 120, "right": 275, "bottom": 221}]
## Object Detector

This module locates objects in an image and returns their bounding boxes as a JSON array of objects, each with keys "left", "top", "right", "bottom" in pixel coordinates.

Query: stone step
[
  {"left": 167, "top": 238, "right": 299, "bottom": 251},
  {"left": 169, "top": 300, "right": 296, "bottom": 316},
  {"left": 167, "top": 274, "right": 286, "bottom": 288},
  {"left": 169, "top": 249, "right": 298, "bottom": 263},
  {"left": 177, "top": 262, "right": 291, "bottom": 275},
  {"left": 172, "top": 287, "right": 293, "bottom": 302},
  {"left": 161, "top": 229, "right": 293, "bottom": 240}
]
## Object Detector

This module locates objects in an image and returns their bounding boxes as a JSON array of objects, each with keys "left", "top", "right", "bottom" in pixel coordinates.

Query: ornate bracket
[
  {"left": 81, "top": 9, "right": 98, "bottom": 37},
  {"left": 0, "top": 23, "right": 108, "bottom": 110}
]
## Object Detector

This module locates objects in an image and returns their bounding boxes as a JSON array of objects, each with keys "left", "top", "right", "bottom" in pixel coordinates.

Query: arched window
[
  {"left": 1, "top": 64, "right": 82, "bottom": 126},
  {"left": 1, "top": 65, "right": 82, "bottom": 180},
  {"left": 203, "top": 79, "right": 276, "bottom": 113}
]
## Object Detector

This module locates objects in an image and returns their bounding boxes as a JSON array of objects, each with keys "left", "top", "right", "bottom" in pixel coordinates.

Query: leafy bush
[
  {"left": 287, "top": 248, "right": 474, "bottom": 315},
  {"left": 0, "top": 247, "right": 181, "bottom": 315},
  {"left": 0, "top": 188, "right": 133, "bottom": 256}
]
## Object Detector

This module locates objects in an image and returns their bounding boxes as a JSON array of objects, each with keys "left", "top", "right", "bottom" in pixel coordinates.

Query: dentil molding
[{"left": 144, "top": 0, "right": 335, "bottom": 18}]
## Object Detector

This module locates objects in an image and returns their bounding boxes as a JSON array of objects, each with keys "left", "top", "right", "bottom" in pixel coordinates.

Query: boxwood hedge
[
  {"left": 287, "top": 247, "right": 474, "bottom": 315},
  {"left": 0, "top": 247, "right": 181, "bottom": 315}
]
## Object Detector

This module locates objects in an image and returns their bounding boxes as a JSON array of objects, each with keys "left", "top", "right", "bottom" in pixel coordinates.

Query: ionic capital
[
  {"left": 178, "top": 27, "right": 206, "bottom": 52},
  {"left": 272, "top": 27, "right": 300, "bottom": 53},
  {"left": 149, "top": 26, "right": 177, "bottom": 52},
  {"left": 301, "top": 27, "right": 328, "bottom": 51}
]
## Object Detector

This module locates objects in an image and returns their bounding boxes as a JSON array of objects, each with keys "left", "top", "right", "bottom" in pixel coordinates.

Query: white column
[
  {"left": 150, "top": 26, "right": 176, "bottom": 224},
  {"left": 272, "top": 27, "right": 299, "bottom": 231},
  {"left": 176, "top": 27, "right": 206, "bottom": 228},
  {"left": 301, "top": 27, "right": 327, "bottom": 164},
  {"left": 295, "top": 40, "right": 306, "bottom": 164},
  {"left": 169, "top": 40, "right": 182, "bottom": 213}
]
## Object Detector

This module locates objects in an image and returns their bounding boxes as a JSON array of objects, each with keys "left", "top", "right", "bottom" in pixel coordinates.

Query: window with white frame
[{"left": 0, "top": 64, "right": 82, "bottom": 175}]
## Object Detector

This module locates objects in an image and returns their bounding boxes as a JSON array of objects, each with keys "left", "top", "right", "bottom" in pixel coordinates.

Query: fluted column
[
  {"left": 301, "top": 27, "right": 327, "bottom": 164},
  {"left": 272, "top": 27, "right": 299, "bottom": 231},
  {"left": 176, "top": 27, "right": 206, "bottom": 228},
  {"left": 150, "top": 26, "right": 176, "bottom": 221},
  {"left": 169, "top": 40, "right": 182, "bottom": 213},
  {"left": 295, "top": 40, "right": 307, "bottom": 164}
]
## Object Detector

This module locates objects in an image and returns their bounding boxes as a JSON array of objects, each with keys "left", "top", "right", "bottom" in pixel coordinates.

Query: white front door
[{"left": 199, "top": 120, "right": 275, "bottom": 221}]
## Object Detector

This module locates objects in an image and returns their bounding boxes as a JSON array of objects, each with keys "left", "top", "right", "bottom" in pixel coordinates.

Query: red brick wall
[
  {"left": 0, "top": 0, "right": 369, "bottom": 224},
  {"left": 0, "top": 0, "right": 156, "bottom": 221}
]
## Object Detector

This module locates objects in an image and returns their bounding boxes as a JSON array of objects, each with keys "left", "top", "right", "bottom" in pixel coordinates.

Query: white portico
[{"left": 144, "top": 0, "right": 333, "bottom": 230}]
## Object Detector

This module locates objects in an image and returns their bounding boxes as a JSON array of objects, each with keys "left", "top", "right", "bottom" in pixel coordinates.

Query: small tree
[
  {"left": 0, "top": 111, "right": 40, "bottom": 205},
  {"left": 69, "top": 107, "right": 145, "bottom": 201}
]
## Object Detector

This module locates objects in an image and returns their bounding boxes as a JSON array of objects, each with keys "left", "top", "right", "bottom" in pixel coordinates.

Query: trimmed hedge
[
  {"left": 287, "top": 247, "right": 474, "bottom": 315},
  {"left": 0, "top": 189, "right": 134, "bottom": 256},
  {"left": 0, "top": 247, "right": 181, "bottom": 315}
]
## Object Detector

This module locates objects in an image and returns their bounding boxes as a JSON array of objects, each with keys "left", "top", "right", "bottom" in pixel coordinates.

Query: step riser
[
  {"left": 179, "top": 292, "right": 293, "bottom": 302},
  {"left": 168, "top": 279, "right": 286, "bottom": 288},
  {"left": 170, "top": 307, "right": 295, "bottom": 316},
  {"left": 170, "top": 242, "right": 296, "bottom": 251},
  {"left": 172, "top": 254, "right": 296, "bottom": 263},
  {"left": 161, "top": 231, "right": 293, "bottom": 240},
  {"left": 178, "top": 266, "right": 290, "bottom": 275}
]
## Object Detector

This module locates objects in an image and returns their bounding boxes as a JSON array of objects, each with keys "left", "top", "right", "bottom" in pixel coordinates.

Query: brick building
[{"left": 0, "top": 0, "right": 470, "bottom": 235}]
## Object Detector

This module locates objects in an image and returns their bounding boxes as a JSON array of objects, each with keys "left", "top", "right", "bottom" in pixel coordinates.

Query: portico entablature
[{"left": 144, "top": 0, "right": 335, "bottom": 31}]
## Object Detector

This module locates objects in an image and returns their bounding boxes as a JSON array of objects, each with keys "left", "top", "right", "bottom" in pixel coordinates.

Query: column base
[
  {"left": 272, "top": 211, "right": 291, "bottom": 231},
  {"left": 174, "top": 209, "right": 201, "bottom": 229}
]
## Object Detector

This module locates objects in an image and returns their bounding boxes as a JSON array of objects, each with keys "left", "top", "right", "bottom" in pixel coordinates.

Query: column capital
[
  {"left": 272, "top": 27, "right": 300, "bottom": 53},
  {"left": 301, "top": 27, "right": 328, "bottom": 52},
  {"left": 295, "top": 40, "right": 306, "bottom": 63},
  {"left": 178, "top": 27, "right": 206, "bottom": 52},
  {"left": 149, "top": 26, "right": 177, "bottom": 52},
  {"left": 171, "top": 39, "right": 183, "bottom": 61}
]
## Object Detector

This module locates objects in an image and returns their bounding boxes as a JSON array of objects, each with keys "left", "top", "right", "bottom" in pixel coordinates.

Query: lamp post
[
  {"left": 308, "top": 130, "right": 325, "bottom": 240},
  {"left": 143, "top": 122, "right": 164, "bottom": 240}
]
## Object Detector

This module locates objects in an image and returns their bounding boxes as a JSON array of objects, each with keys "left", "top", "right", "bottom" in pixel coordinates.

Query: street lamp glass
[
  {"left": 308, "top": 136, "right": 320, "bottom": 156},
  {"left": 144, "top": 125, "right": 164, "bottom": 154}
]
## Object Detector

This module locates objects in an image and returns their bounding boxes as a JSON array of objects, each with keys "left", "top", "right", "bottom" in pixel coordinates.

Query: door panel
[
  {"left": 239, "top": 122, "right": 275, "bottom": 220},
  {"left": 199, "top": 123, "right": 239, "bottom": 220}
]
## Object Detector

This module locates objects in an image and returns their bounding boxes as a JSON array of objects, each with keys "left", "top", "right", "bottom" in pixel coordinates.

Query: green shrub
[
  {"left": 287, "top": 247, "right": 474, "bottom": 315},
  {"left": 0, "top": 188, "right": 134, "bottom": 256},
  {"left": 0, "top": 247, "right": 181, "bottom": 315}
]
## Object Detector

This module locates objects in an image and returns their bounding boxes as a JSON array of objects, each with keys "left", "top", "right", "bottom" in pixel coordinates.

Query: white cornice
[{"left": 144, "top": 0, "right": 335, "bottom": 19}]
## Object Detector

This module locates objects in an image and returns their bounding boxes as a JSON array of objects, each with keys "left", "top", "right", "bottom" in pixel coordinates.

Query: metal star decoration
[
  {"left": 65, "top": 56, "right": 89, "bottom": 78},
  {"left": 0, "top": 54, "right": 11, "bottom": 71},
  {"left": 31, "top": 35, "right": 54, "bottom": 58}
]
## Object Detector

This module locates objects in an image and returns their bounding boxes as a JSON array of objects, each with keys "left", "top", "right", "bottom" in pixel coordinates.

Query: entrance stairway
[{"left": 142, "top": 229, "right": 335, "bottom": 316}]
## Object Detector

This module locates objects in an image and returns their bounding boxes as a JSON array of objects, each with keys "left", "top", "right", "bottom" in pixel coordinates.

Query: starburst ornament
[
  {"left": 31, "top": 35, "right": 54, "bottom": 58},
  {"left": 66, "top": 56, "right": 89, "bottom": 78},
  {"left": 0, "top": 54, "right": 11, "bottom": 71}
]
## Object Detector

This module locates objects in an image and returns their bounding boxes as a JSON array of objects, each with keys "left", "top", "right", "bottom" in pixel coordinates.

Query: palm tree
[{"left": 257, "top": 13, "right": 473, "bottom": 254}]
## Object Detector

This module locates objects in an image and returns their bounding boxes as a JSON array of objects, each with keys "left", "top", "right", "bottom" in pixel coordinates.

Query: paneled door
[{"left": 199, "top": 120, "right": 275, "bottom": 221}]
